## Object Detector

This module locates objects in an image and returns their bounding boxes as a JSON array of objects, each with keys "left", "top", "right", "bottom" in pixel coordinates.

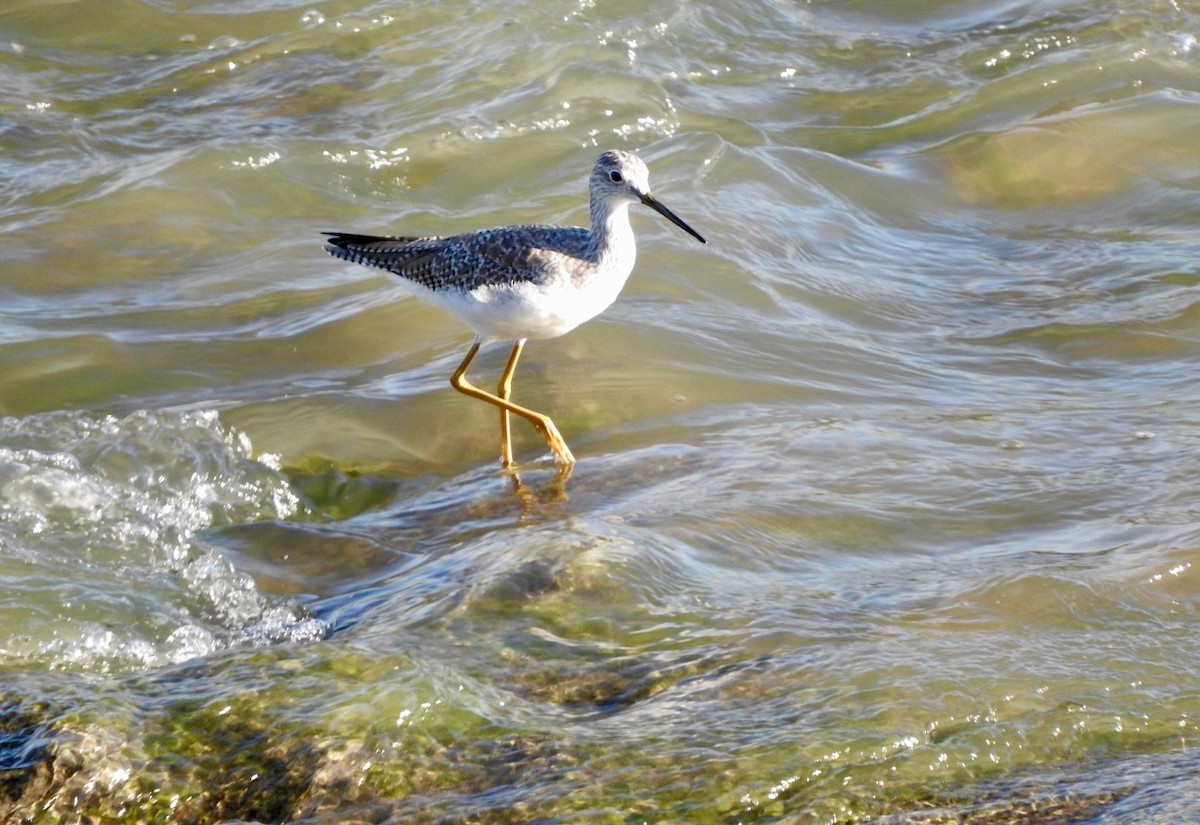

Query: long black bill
[{"left": 640, "top": 193, "right": 707, "bottom": 244}]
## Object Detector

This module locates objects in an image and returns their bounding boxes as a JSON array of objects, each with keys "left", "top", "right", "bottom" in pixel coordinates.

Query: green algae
[{"left": 0, "top": 632, "right": 1193, "bottom": 824}]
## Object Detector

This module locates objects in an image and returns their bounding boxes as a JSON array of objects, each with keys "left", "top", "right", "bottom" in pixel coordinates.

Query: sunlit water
[{"left": 2, "top": 0, "right": 1200, "bottom": 821}]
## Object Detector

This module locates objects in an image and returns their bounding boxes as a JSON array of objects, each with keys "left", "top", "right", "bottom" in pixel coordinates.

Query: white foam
[{"left": 0, "top": 409, "right": 329, "bottom": 673}]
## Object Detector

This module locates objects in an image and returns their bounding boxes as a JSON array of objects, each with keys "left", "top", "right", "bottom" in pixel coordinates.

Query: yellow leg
[
  {"left": 450, "top": 341, "right": 576, "bottom": 467},
  {"left": 496, "top": 340, "right": 525, "bottom": 468}
]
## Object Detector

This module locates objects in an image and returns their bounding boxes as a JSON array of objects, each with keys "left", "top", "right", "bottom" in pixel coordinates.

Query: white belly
[{"left": 473, "top": 274, "right": 629, "bottom": 342}]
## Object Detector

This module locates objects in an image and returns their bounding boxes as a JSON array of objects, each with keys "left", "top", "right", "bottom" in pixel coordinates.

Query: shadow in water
[
  {"left": 202, "top": 455, "right": 593, "bottom": 634},
  {"left": 204, "top": 444, "right": 712, "bottom": 638}
]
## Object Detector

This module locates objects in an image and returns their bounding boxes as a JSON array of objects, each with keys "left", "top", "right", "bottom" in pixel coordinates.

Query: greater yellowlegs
[{"left": 324, "top": 149, "right": 706, "bottom": 467}]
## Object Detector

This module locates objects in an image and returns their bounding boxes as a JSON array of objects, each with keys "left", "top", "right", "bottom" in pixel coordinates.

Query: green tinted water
[{"left": 2, "top": 0, "right": 1200, "bottom": 821}]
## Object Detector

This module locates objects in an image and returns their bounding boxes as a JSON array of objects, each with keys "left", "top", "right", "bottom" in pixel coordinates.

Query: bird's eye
[{"left": 609, "top": 170, "right": 623, "bottom": 183}]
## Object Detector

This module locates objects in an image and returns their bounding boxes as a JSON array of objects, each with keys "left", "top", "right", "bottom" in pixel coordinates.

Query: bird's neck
[{"left": 587, "top": 199, "right": 636, "bottom": 268}]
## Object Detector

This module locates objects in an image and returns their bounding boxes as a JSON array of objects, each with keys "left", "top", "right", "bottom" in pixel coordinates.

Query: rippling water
[{"left": 3, "top": 0, "right": 1200, "bottom": 821}]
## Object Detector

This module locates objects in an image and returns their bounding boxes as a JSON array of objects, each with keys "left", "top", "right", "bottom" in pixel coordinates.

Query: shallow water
[{"left": 2, "top": 0, "right": 1200, "bottom": 821}]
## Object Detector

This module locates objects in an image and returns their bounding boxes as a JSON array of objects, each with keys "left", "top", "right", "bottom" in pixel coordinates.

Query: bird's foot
[{"left": 534, "top": 418, "right": 576, "bottom": 465}]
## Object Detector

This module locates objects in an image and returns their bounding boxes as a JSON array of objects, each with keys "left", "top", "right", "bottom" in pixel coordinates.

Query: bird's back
[{"left": 324, "top": 225, "right": 594, "bottom": 294}]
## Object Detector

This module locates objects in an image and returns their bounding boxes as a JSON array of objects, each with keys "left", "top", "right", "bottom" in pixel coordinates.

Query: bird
[{"left": 323, "top": 149, "right": 706, "bottom": 468}]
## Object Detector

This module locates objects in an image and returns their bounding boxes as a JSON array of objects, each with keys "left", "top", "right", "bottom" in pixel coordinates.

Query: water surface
[{"left": 2, "top": 0, "right": 1200, "bottom": 821}]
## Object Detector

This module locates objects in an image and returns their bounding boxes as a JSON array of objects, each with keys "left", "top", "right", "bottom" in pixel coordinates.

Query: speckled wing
[{"left": 323, "top": 227, "right": 591, "bottom": 293}]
